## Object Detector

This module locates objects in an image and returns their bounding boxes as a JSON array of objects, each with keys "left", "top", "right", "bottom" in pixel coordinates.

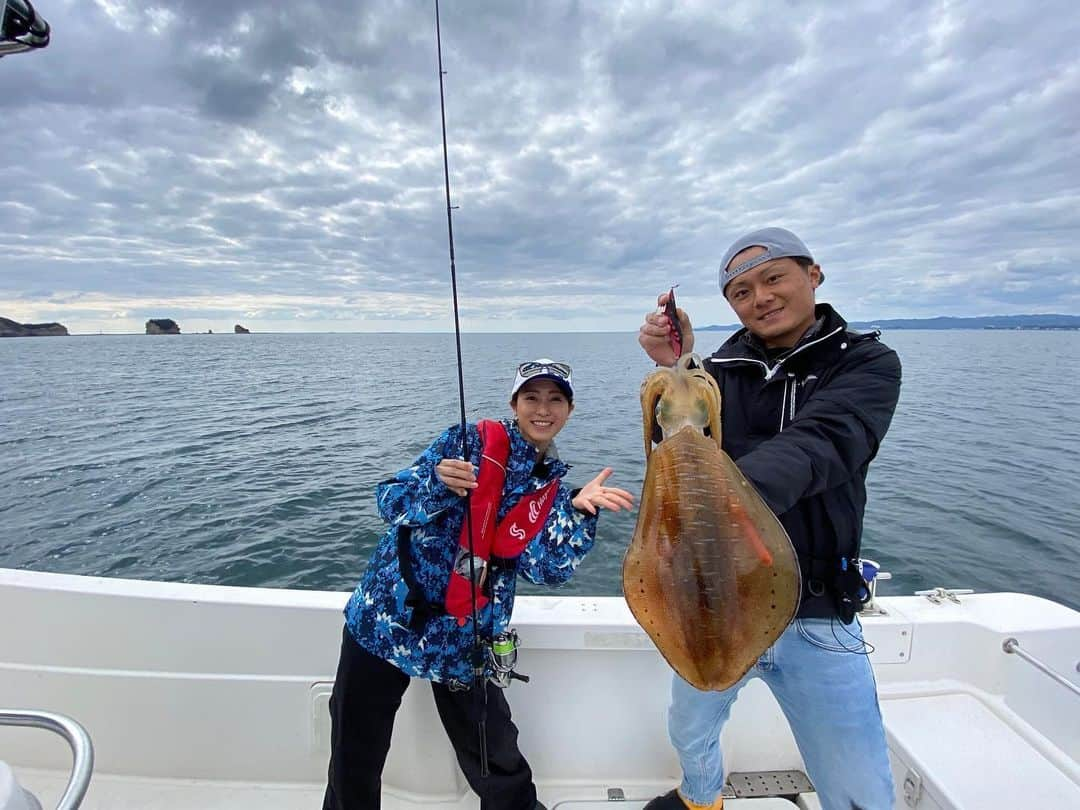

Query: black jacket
[{"left": 705, "top": 304, "right": 901, "bottom": 619}]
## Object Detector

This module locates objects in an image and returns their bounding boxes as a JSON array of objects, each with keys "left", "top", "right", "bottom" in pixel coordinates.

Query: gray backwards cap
[{"left": 719, "top": 227, "right": 822, "bottom": 292}]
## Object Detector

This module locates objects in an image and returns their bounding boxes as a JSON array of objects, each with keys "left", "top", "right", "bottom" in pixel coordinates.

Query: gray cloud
[{"left": 1, "top": 0, "right": 1077, "bottom": 334}]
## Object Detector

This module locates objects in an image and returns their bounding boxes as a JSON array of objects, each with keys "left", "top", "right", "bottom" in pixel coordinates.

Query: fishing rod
[{"left": 434, "top": 0, "right": 492, "bottom": 780}]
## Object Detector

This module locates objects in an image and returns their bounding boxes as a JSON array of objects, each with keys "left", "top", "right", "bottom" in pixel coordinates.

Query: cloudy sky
[{"left": 2, "top": 0, "right": 1078, "bottom": 334}]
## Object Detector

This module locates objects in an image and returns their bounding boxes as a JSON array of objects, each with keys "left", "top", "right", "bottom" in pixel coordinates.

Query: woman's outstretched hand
[
  {"left": 435, "top": 458, "right": 477, "bottom": 497},
  {"left": 572, "top": 468, "right": 635, "bottom": 515}
]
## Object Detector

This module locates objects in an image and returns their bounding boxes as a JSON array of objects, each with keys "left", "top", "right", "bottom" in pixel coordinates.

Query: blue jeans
[{"left": 668, "top": 617, "right": 894, "bottom": 810}]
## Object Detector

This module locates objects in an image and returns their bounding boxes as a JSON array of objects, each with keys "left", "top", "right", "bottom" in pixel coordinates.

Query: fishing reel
[
  {"left": 487, "top": 629, "right": 530, "bottom": 689},
  {"left": 0, "top": 0, "right": 50, "bottom": 57}
]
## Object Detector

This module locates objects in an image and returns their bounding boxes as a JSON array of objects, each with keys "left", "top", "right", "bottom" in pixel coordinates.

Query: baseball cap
[
  {"left": 719, "top": 227, "right": 822, "bottom": 291},
  {"left": 510, "top": 359, "right": 573, "bottom": 403}
]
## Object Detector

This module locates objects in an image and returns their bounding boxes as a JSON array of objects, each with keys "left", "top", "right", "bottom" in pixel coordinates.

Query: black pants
[{"left": 323, "top": 626, "right": 538, "bottom": 810}]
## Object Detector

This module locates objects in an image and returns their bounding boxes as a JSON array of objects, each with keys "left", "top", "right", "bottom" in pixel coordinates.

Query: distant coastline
[
  {"left": 698, "top": 314, "right": 1080, "bottom": 332},
  {"left": 0, "top": 317, "right": 68, "bottom": 337},
  {"left": 1, "top": 316, "right": 252, "bottom": 337}
]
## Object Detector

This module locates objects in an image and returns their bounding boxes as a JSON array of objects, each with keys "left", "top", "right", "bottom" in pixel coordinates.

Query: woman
[{"left": 324, "top": 358, "right": 634, "bottom": 810}]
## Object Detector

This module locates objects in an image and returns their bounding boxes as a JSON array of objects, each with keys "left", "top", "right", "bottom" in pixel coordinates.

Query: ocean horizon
[{"left": 5, "top": 311, "right": 1080, "bottom": 337}]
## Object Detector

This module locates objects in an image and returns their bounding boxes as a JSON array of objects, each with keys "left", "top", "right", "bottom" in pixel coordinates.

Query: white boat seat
[
  {"left": 0, "top": 762, "right": 42, "bottom": 810},
  {"left": 882, "top": 693, "right": 1079, "bottom": 808}
]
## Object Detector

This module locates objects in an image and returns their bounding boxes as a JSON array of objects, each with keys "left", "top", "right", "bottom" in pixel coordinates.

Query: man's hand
[
  {"left": 638, "top": 291, "right": 694, "bottom": 367},
  {"left": 435, "top": 458, "right": 477, "bottom": 497},
  {"left": 571, "top": 468, "right": 636, "bottom": 516}
]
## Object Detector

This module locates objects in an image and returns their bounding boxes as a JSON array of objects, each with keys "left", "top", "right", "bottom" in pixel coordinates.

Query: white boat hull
[{"left": 1, "top": 568, "right": 1077, "bottom": 808}]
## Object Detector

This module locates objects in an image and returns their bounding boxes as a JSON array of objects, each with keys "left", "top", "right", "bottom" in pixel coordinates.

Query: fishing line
[
  {"left": 831, "top": 616, "right": 875, "bottom": 655},
  {"left": 800, "top": 617, "right": 876, "bottom": 656},
  {"left": 434, "top": 0, "right": 492, "bottom": 780}
]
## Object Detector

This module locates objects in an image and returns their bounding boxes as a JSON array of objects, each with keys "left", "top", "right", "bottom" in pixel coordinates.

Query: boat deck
[
  {"left": 2, "top": 569, "right": 1077, "bottom": 809},
  {"left": 15, "top": 771, "right": 813, "bottom": 810}
]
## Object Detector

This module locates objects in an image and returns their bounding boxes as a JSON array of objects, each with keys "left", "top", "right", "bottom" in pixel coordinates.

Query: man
[{"left": 638, "top": 227, "right": 901, "bottom": 810}]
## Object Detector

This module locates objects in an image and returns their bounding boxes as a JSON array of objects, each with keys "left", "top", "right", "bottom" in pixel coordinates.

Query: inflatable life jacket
[{"left": 399, "top": 420, "right": 561, "bottom": 629}]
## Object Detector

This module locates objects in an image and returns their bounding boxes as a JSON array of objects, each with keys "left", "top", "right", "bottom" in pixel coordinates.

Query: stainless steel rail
[
  {"left": 0, "top": 710, "right": 93, "bottom": 809},
  {"left": 1002, "top": 638, "right": 1080, "bottom": 699}
]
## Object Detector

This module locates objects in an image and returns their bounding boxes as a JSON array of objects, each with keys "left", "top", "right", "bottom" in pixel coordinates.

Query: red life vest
[{"left": 443, "top": 420, "right": 560, "bottom": 624}]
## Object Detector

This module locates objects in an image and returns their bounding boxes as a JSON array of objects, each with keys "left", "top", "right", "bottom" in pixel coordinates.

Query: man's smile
[{"left": 759, "top": 307, "right": 785, "bottom": 323}]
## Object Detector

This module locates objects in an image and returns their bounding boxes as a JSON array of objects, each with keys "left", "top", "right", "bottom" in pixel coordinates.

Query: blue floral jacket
[{"left": 344, "top": 419, "right": 599, "bottom": 683}]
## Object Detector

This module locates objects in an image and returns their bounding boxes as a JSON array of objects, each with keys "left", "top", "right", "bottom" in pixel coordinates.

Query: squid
[{"left": 623, "top": 354, "right": 801, "bottom": 691}]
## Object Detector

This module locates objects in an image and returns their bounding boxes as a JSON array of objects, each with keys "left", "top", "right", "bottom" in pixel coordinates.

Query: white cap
[{"left": 510, "top": 358, "right": 574, "bottom": 402}]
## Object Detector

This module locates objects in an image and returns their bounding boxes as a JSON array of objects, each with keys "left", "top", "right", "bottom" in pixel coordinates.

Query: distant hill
[
  {"left": 0, "top": 316, "right": 69, "bottom": 337},
  {"left": 698, "top": 314, "right": 1080, "bottom": 332}
]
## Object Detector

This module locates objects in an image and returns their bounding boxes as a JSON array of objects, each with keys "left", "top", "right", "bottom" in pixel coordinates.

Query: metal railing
[
  {"left": 1002, "top": 638, "right": 1080, "bottom": 700},
  {"left": 0, "top": 710, "right": 93, "bottom": 809}
]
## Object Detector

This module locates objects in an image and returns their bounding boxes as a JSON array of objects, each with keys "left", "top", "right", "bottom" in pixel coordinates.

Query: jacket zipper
[
  {"left": 789, "top": 373, "right": 798, "bottom": 421},
  {"left": 779, "top": 376, "right": 789, "bottom": 432},
  {"left": 778, "top": 373, "right": 798, "bottom": 431}
]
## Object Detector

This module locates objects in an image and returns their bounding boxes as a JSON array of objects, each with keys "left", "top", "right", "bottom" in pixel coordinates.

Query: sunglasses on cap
[{"left": 517, "top": 361, "right": 572, "bottom": 380}]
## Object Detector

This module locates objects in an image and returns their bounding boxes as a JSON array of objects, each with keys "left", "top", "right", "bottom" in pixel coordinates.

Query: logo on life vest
[
  {"left": 529, "top": 487, "right": 553, "bottom": 523},
  {"left": 508, "top": 523, "right": 526, "bottom": 540}
]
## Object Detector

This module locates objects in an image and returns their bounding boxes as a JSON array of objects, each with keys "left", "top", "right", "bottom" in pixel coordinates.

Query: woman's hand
[
  {"left": 436, "top": 458, "right": 477, "bottom": 497},
  {"left": 572, "top": 468, "right": 636, "bottom": 516},
  {"left": 638, "top": 290, "right": 695, "bottom": 367}
]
